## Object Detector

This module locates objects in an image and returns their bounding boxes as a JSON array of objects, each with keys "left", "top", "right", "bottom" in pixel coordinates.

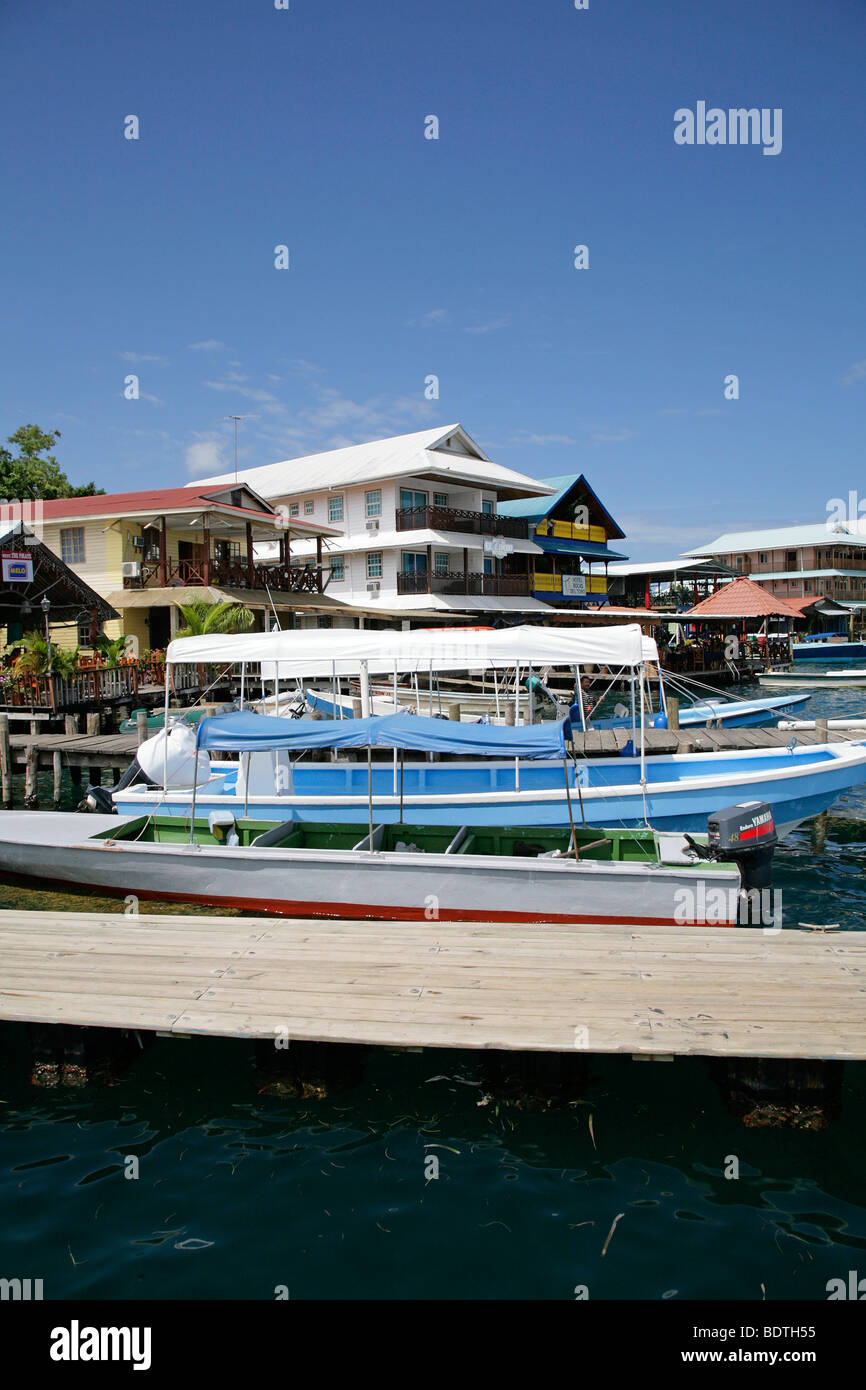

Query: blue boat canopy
[{"left": 195, "top": 709, "right": 569, "bottom": 759}]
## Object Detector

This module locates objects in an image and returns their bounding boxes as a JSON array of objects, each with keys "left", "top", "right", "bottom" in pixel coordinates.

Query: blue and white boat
[
  {"left": 108, "top": 624, "right": 866, "bottom": 839},
  {"left": 590, "top": 692, "right": 812, "bottom": 730},
  {"left": 112, "top": 708, "right": 866, "bottom": 837},
  {"left": 792, "top": 634, "right": 866, "bottom": 663}
]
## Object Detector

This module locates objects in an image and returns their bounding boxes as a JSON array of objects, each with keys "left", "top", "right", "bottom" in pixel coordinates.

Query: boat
[
  {"left": 0, "top": 801, "right": 779, "bottom": 926},
  {"left": 110, "top": 704, "right": 866, "bottom": 838},
  {"left": 590, "top": 692, "right": 812, "bottom": 730},
  {"left": 791, "top": 634, "right": 866, "bottom": 663},
  {"left": 758, "top": 667, "right": 866, "bottom": 689},
  {"left": 105, "top": 626, "right": 866, "bottom": 838}
]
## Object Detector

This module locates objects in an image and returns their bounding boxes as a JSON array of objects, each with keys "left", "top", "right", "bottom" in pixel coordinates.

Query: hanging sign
[
  {"left": 562, "top": 575, "right": 587, "bottom": 597},
  {"left": 2, "top": 551, "right": 34, "bottom": 583}
]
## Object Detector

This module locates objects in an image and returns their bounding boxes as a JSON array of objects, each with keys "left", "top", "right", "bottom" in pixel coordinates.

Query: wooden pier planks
[{"left": 0, "top": 910, "right": 864, "bottom": 1060}]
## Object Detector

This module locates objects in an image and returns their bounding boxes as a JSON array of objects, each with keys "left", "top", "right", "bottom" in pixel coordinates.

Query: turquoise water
[{"left": 1, "top": 682, "right": 865, "bottom": 1300}]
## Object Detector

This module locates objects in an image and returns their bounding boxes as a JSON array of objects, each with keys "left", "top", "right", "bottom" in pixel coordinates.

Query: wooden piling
[
  {"left": 136, "top": 710, "right": 149, "bottom": 746},
  {"left": 64, "top": 715, "right": 82, "bottom": 788},
  {"left": 24, "top": 744, "right": 38, "bottom": 807},
  {"left": 53, "top": 751, "right": 63, "bottom": 805},
  {"left": 816, "top": 717, "right": 828, "bottom": 743},
  {"left": 86, "top": 712, "right": 101, "bottom": 787},
  {"left": 667, "top": 695, "right": 680, "bottom": 731},
  {"left": 448, "top": 702, "right": 461, "bottom": 721},
  {"left": 0, "top": 713, "right": 10, "bottom": 806}
]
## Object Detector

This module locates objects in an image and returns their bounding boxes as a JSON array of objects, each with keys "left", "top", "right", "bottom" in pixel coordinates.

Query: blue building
[{"left": 498, "top": 475, "right": 628, "bottom": 606}]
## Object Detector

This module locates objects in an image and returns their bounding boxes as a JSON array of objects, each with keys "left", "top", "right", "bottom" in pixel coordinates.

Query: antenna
[{"left": 224, "top": 415, "right": 251, "bottom": 483}]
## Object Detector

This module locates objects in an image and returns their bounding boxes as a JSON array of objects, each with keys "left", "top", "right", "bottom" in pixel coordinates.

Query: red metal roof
[
  {"left": 686, "top": 577, "right": 803, "bottom": 619},
  {"left": 39, "top": 486, "right": 336, "bottom": 531}
]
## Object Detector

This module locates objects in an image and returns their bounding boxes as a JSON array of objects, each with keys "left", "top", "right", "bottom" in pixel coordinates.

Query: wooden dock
[{"left": 1, "top": 910, "right": 864, "bottom": 1060}]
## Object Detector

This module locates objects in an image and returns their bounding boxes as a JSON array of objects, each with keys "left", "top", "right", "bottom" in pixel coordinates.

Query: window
[
  {"left": 401, "top": 551, "right": 427, "bottom": 573},
  {"left": 434, "top": 551, "right": 449, "bottom": 574},
  {"left": 483, "top": 556, "right": 493, "bottom": 575},
  {"left": 304, "top": 500, "right": 314, "bottom": 516},
  {"left": 78, "top": 616, "right": 99, "bottom": 646},
  {"left": 289, "top": 503, "right": 299, "bottom": 518},
  {"left": 365, "top": 489, "right": 382, "bottom": 518},
  {"left": 434, "top": 492, "right": 448, "bottom": 508},
  {"left": 330, "top": 555, "right": 345, "bottom": 582},
  {"left": 366, "top": 551, "right": 383, "bottom": 579},
  {"left": 60, "top": 527, "right": 85, "bottom": 564},
  {"left": 759, "top": 552, "right": 769, "bottom": 564},
  {"left": 786, "top": 550, "right": 798, "bottom": 568},
  {"left": 400, "top": 488, "right": 427, "bottom": 511},
  {"left": 328, "top": 495, "right": 344, "bottom": 523},
  {"left": 804, "top": 580, "right": 813, "bottom": 592},
  {"left": 482, "top": 500, "right": 494, "bottom": 516}
]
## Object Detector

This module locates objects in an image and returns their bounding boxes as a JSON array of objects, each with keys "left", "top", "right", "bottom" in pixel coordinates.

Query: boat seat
[
  {"left": 444, "top": 826, "right": 469, "bottom": 854},
  {"left": 251, "top": 821, "right": 303, "bottom": 849},
  {"left": 352, "top": 824, "right": 386, "bottom": 852}
]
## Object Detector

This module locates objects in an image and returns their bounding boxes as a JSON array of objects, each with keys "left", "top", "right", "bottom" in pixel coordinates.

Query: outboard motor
[
  {"left": 80, "top": 755, "right": 151, "bottom": 813},
  {"left": 686, "top": 801, "right": 778, "bottom": 925}
]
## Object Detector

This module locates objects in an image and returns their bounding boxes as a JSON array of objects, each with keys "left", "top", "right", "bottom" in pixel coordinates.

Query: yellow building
[{"left": 39, "top": 482, "right": 344, "bottom": 653}]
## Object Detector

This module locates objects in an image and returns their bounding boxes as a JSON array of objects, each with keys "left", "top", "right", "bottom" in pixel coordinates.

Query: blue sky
[{"left": 1, "top": 0, "right": 864, "bottom": 558}]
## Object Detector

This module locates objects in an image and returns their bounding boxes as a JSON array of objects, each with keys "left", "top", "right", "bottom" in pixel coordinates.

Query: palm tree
[
  {"left": 93, "top": 633, "right": 130, "bottom": 666},
  {"left": 174, "top": 600, "right": 256, "bottom": 639},
  {"left": 11, "top": 631, "right": 79, "bottom": 678}
]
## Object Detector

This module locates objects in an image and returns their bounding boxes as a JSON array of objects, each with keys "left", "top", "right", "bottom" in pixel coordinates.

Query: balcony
[
  {"left": 123, "top": 558, "right": 326, "bottom": 594},
  {"left": 396, "top": 570, "right": 531, "bottom": 597},
  {"left": 395, "top": 505, "right": 528, "bottom": 540},
  {"left": 533, "top": 574, "right": 607, "bottom": 598}
]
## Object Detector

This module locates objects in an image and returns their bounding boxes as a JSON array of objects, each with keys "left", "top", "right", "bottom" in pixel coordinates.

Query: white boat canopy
[{"left": 165, "top": 623, "right": 658, "bottom": 674}]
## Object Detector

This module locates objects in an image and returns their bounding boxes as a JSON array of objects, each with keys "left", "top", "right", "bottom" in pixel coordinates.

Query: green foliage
[
  {"left": 0, "top": 425, "right": 103, "bottom": 500},
  {"left": 175, "top": 600, "right": 256, "bottom": 639},
  {"left": 93, "top": 632, "right": 129, "bottom": 666},
  {"left": 9, "top": 631, "right": 80, "bottom": 677}
]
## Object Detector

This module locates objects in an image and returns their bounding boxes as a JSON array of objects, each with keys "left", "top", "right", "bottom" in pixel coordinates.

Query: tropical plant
[
  {"left": 93, "top": 633, "right": 130, "bottom": 667},
  {"left": 174, "top": 600, "right": 256, "bottom": 639},
  {"left": 9, "top": 631, "right": 79, "bottom": 678}
]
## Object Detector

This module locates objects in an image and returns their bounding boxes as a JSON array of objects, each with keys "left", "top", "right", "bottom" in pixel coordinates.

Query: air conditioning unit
[
  {"left": 365, "top": 519, "right": 380, "bottom": 531},
  {"left": 366, "top": 582, "right": 381, "bottom": 595},
  {"left": 133, "top": 535, "right": 144, "bottom": 549},
  {"left": 122, "top": 561, "right": 142, "bottom": 579}
]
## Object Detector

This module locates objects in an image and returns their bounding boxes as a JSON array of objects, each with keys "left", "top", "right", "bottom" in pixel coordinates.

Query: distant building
[
  {"left": 497, "top": 475, "right": 628, "bottom": 607},
  {"left": 684, "top": 523, "right": 866, "bottom": 615},
  {"left": 607, "top": 558, "right": 735, "bottom": 609},
  {"left": 192, "top": 424, "right": 563, "bottom": 620},
  {"left": 37, "top": 483, "right": 342, "bottom": 652}
]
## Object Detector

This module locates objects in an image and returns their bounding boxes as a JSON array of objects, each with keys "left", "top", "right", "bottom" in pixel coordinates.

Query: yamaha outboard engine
[
  {"left": 80, "top": 755, "right": 149, "bottom": 814},
  {"left": 686, "top": 801, "right": 778, "bottom": 925}
]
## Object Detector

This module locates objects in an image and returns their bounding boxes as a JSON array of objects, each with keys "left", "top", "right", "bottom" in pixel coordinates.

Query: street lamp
[{"left": 41, "top": 597, "right": 51, "bottom": 675}]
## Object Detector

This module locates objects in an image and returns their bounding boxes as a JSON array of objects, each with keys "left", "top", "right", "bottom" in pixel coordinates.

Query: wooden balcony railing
[
  {"left": 123, "top": 559, "right": 326, "bottom": 593},
  {"left": 396, "top": 570, "right": 531, "bottom": 597},
  {"left": 0, "top": 664, "right": 139, "bottom": 713},
  {"left": 395, "top": 506, "right": 528, "bottom": 540}
]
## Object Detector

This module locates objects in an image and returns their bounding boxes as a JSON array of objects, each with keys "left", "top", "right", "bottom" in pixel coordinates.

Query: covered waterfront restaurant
[{"left": 670, "top": 576, "right": 803, "bottom": 668}]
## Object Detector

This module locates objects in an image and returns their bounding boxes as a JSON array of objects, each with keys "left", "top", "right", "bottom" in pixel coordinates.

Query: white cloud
[
  {"left": 509, "top": 430, "right": 575, "bottom": 446},
  {"left": 415, "top": 309, "right": 450, "bottom": 327},
  {"left": 187, "top": 339, "right": 229, "bottom": 352},
  {"left": 119, "top": 351, "right": 168, "bottom": 364},
  {"left": 841, "top": 359, "right": 866, "bottom": 386},
  {"left": 591, "top": 428, "right": 636, "bottom": 444},
  {"left": 185, "top": 441, "right": 226, "bottom": 477},
  {"left": 464, "top": 316, "right": 510, "bottom": 335}
]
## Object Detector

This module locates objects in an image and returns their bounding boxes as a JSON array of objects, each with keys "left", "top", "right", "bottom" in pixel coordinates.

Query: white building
[{"left": 193, "top": 424, "right": 555, "bottom": 621}]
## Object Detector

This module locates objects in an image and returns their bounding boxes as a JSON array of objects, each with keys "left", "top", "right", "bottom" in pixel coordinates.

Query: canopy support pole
[
  {"left": 367, "top": 743, "right": 374, "bottom": 851},
  {"left": 162, "top": 669, "right": 170, "bottom": 788},
  {"left": 575, "top": 666, "right": 587, "bottom": 733},
  {"left": 563, "top": 758, "right": 580, "bottom": 858},
  {"left": 399, "top": 749, "right": 405, "bottom": 825},
  {"left": 239, "top": 663, "right": 246, "bottom": 711},
  {"left": 639, "top": 666, "right": 649, "bottom": 825}
]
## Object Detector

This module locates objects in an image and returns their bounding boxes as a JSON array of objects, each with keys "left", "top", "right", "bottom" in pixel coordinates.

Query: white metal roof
[
  {"left": 608, "top": 558, "right": 735, "bottom": 577},
  {"left": 685, "top": 522, "right": 866, "bottom": 556},
  {"left": 188, "top": 424, "right": 554, "bottom": 502}
]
